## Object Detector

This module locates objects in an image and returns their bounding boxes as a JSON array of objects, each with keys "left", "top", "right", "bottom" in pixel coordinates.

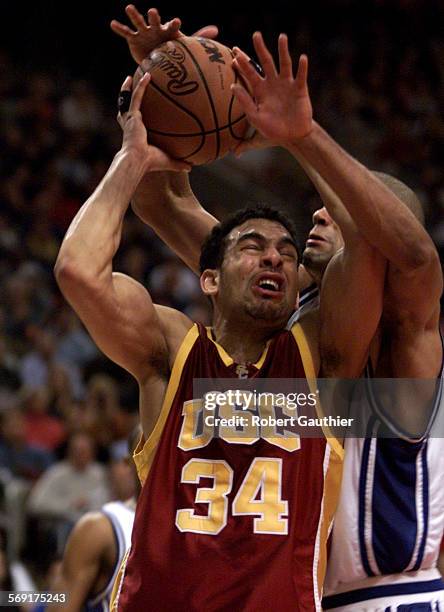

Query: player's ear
[{"left": 200, "top": 269, "right": 219, "bottom": 296}]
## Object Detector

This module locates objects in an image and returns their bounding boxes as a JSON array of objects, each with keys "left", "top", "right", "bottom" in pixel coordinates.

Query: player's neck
[
  {"left": 298, "top": 264, "right": 320, "bottom": 290},
  {"left": 211, "top": 319, "right": 274, "bottom": 365}
]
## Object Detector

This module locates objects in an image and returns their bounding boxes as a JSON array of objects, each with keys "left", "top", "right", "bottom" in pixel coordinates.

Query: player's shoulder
[
  {"left": 156, "top": 305, "right": 193, "bottom": 344},
  {"left": 57, "top": 511, "right": 116, "bottom": 574},
  {"left": 70, "top": 512, "right": 115, "bottom": 550},
  {"left": 155, "top": 304, "right": 193, "bottom": 330}
]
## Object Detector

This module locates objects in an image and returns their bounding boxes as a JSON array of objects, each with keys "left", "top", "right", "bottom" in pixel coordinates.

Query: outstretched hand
[
  {"left": 111, "top": 5, "right": 218, "bottom": 64},
  {"left": 118, "top": 74, "right": 190, "bottom": 173},
  {"left": 232, "top": 32, "right": 313, "bottom": 146}
]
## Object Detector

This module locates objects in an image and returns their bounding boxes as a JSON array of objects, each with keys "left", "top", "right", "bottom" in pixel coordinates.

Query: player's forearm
[
  {"left": 55, "top": 150, "right": 147, "bottom": 284},
  {"left": 132, "top": 171, "right": 218, "bottom": 274},
  {"left": 292, "top": 150, "right": 358, "bottom": 241},
  {"left": 287, "top": 122, "right": 435, "bottom": 271}
]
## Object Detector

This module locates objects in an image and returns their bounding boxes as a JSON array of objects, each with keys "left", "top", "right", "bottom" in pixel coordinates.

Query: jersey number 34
[{"left": 175, "top": 457, "right": 288, "bottom": 536}]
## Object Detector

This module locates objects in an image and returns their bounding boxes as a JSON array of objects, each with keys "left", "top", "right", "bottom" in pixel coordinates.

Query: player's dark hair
[{"left": 199, "top": 205, "right": 300, "bottom": 273}]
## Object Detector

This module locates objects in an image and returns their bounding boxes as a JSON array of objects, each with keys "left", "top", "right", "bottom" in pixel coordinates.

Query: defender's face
[
  {"left": 303, "top": 207, "right": 344, "bottom": 274},
  {"left": 217, "top": 218, "right": 299, "bottom": 324}
]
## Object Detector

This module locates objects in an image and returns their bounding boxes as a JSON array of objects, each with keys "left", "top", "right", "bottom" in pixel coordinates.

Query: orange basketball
[{"left": 134, "top": 36, "right": 252, "bottom": 165}]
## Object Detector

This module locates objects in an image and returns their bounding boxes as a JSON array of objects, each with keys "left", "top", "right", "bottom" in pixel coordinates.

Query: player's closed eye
[
  {"left": 281, "top": 252, "right": 297, "bottom": 261},
  {"left": 242, "top": 243, "right": 261, "bottom": 251}
]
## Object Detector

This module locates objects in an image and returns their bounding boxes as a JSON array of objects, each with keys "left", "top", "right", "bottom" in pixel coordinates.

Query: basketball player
[
  {"left": 121, "top": 21, "right": 444, "bottom": 609},
  {"left": 55, "top": 31, "right": 426, "bottom": 604},
  {"left": 50, "top": 428, "right": 141, "bottom": 612}
]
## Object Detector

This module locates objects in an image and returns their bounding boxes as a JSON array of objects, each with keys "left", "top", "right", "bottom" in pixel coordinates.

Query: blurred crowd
[{"left": 0, "top": 0, "right": 443, "bottom": 589}]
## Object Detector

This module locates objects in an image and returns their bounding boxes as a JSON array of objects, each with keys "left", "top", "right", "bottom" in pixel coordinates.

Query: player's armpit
[
  {"left": 50, "top": 513, "right": 114, "bottom": 612},
  {"left": 155, "top": 305, "right": 195, "bottom": 370}
]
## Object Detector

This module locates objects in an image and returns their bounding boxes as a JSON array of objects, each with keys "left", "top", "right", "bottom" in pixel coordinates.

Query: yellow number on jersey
[
  {"left": 175, "top": 459, "right": 233, "bottom": 534},
  {"left": 175, "top": 457, "right": 288, "bottom": 535},
  {"left": 233, "top": 457, "right": 288, "bottom": 534}
]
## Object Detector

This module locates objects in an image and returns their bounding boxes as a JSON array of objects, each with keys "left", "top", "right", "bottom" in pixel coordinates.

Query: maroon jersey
[{"left": 113, "top": 323, "right": 343, "bottom": 611}]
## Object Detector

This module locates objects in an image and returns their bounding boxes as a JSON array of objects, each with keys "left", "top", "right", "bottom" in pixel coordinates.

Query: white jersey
[
  {"left": 286, "top": 282, "right": 319, "bottom": 328},
  {"left": 85, "top": 500, "right": 135, "bottom": 612},
  {"left": 323, "top": 364, "right": 444, "bottom": 611},
  {"left": 288, "top": 286, "right": 444, "bottom": 609}
]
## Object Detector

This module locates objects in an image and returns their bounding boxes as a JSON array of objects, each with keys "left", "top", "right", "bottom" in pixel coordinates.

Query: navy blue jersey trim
[
  {"left": 413, "top": 442, "right": 429, "bottom": 571},
  {"left": 322, "top": 578, "right": 444, "bottom": 609},
  {"left": 359, "top": 416, "right": 378, "bottom": 577},
  {"left": 299, "top": 283, "right": 318, "bottom": 306}
]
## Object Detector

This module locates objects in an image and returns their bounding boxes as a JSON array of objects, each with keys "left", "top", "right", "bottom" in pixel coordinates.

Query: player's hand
[
  {"left": 111, "top": 5, "right": 218, "bottom": 64},
  {"left": 118, "top": 74, "right": 191, "bottom": 172},
  {"left": 231, "top": 32, "right": 313, "bottom": 145}
]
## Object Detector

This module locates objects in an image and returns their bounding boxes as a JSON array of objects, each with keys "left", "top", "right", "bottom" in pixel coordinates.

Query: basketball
[{"left": 133, "top": 36, "right": 252, "bottom": 165}]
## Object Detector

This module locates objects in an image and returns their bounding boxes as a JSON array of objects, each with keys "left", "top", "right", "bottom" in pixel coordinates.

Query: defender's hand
[
  {"left": 231, "top": 32, "right": 313, "bottom": 145},
  {"left": 111, "top": 5, "right": 218, "bottom": 64}
]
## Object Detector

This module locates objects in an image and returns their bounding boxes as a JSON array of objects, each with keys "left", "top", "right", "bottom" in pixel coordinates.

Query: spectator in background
[
  {"left": 0, "top": 332, "right": 21, "bottom": 409},
  {"left": 19, "top": 324, "right": 83, "bottom": 400},
  {"left": 107, "top": 403, "right": 139, "bottom": 462},
  {"left": 0, "top": 408, "right": 53, "bottom": 481},
  {"left": 82, "top": 374, "right": 121, "bottom": 454},
  {"left": 22, "top": 387, "right": 66, "bottom": 454},
  {"left": 26, "top": 431, "right": 110, "bottom": 568},
  {"left": 53, "top": 306, "right": 98, "bottom": 369},
  {"left": 27, "top": 432, "right": 110, "bottom": 528},
  {"left": 2, "top": 263, "right": 54, "bottom": 339},
  {"left": 148, "top": 252, "right": 201, "bottom": 310},
  {"left": 58, "top": 79, "right": 103, "bottom": 133}
]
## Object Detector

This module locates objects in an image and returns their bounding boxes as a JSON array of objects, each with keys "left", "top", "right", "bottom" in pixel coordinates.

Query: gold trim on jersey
[
  {"left": 291, "top": 323, "right": 344, "bottom": 460},
  {"left": 109, "top": 547, "right": 130, "bottom": 611},
  {"left": 133, "top": 324, "right": 200, "bottom": 484},
  {"left": 205, "top": 327, "right": 271, "bottom": 369},
  {"left": 315, "top": 445, "right": 343, "bottom": 602}
]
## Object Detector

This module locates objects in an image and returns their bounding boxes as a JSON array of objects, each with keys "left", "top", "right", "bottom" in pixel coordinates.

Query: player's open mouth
[{"left": 252, "top": 273, "right": 285, "bottom": 298}]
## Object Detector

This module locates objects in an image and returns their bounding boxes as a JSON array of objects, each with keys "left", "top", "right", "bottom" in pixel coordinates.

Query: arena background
[{"left": 0, "top": 0, "right": 443, "bottom": 593}]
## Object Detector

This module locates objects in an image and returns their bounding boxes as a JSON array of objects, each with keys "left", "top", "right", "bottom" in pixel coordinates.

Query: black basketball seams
[
  {"left": 147, "top": 80, "right": 206, "bottom": 134},
  {"left": 228, "top": 69, "right": 248, "bottom": 140},
  {"left": 147, "top": 112, "right": 247, "bottom": 138},
  {"left": 175, "top": 38, "right": 221, "bottom": 160}
]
